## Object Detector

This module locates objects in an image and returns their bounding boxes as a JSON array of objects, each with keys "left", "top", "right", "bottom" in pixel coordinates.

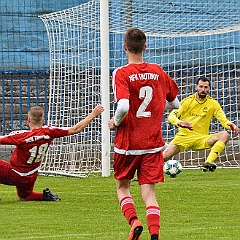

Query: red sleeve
[
  {"left": 0, "top": 130, "right": 26, "bottom": 146},
  {"left": 112, "top": 67, "right": 130, "bottom": 101},
  {"left": 47, "top": 126, "right": 69, "bottom": 138},
  {"left": 164, "top": 72, "right": 179, "bottom": 102}
]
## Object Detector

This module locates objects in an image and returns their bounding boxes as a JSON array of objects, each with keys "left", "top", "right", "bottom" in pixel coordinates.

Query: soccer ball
[{"left": 163, "top": 160, "right": 182, "bottom": 178}]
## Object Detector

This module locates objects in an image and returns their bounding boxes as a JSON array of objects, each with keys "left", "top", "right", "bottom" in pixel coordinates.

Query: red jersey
[
  {"left": 112, "top": 62, "right": 179, "bottom": 154},
  {"left": 0, "top": 125, "right": 69, "bottom": 173}
]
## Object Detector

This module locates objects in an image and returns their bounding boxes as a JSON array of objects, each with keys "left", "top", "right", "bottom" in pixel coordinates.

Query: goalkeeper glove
[
  {"left": 178, "top": 121, "right": 193, "bottom": 130},
  {"left": 227, "top": 123, "right": 239, "bottom": 137}
]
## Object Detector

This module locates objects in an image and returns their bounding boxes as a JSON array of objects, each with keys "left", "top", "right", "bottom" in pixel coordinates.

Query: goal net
[{"left": 39, "top": 0, "right": 240, "bottom": 176}]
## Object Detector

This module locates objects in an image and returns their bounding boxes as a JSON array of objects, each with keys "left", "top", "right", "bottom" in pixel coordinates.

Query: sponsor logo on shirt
[
  {"left": 189, "top": 112, "right": 206, "bottom": 118},
  {"left": 25, "top": 135, "right": 50, "bottom": 143},
  {"left": 129, "top": 73, "right": 159, "bottom": 82}
]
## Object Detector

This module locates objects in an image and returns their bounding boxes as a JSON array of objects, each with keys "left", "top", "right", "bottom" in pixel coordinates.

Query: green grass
[{"left": 0, "top": 168, "right": 239, "bottom": 240}]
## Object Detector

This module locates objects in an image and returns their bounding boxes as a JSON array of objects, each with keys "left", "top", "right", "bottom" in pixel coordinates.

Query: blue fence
[{"left": 1, "top": 68, "right": 238, "bottom": 136}]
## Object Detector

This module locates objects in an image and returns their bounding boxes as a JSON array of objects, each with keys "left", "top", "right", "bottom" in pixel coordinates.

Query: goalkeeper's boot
[
  {"left": 128, "top": 219, "right": 143, "bottom": 240},
  {"left": 43, "top": 188, "right": 61, "bottom": 201},
  {"left": 201, "top": 162, "right": 217, "bottom": 172},
  {"left": 208, "top": 163, "right": 217, "bottom": 172}
]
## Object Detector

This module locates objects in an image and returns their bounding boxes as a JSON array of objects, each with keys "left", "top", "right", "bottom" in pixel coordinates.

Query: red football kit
[
  {"left": 112, "top": 62, "right": 179, "bottom": 153},
  {"left": 0, "top": 125, "right": 69, "bottom": 173},
  {"left": 112, "top": 62, "right": 179, "bottom": 184},
  {"left": 0, "top": 125, "right": 69, "bottom": 199}
]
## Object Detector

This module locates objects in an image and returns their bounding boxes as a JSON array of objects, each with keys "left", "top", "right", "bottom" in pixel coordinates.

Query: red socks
[
  {"left": 21, "top": 192, "right": 43, "bottom": 201},
  {"left": 146, "top": 206, "right": 160, "bottom": 236},
  {"left": 120, "top": 196, "right": 138, "bottom": 225},
  {"left": 120, "top": 197, "right": 160, "bottom": 237}
]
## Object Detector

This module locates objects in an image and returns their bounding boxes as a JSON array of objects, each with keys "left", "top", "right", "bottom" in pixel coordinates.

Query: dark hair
[
  {"left": 196, "top": 76, "right": 210, "bottom": 86},
  {"left": 124, "top": 28, "right": 146, "bottom": 54}
]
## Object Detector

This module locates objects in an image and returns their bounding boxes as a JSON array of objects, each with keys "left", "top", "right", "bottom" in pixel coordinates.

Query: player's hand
[
  {"left": 108, "top": 117, "right": 117, "bottom": 130},
  {"left": 227, "top": 123, "right": 238, "bottom": 137},
  {"left": 92, "top": 105, "right": 104, "bottom": 117},
  {"left": 178, "top": 121, "right": 193, "bottom": 130}
]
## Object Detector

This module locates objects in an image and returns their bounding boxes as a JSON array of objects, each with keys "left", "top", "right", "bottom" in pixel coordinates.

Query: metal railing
[{"left": 0, "top": 70, "right": 49, "bottom": 134}]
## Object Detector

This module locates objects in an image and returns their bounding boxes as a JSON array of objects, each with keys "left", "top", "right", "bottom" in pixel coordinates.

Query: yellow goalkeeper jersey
[{"left": 168, "top": 93, "right": 232, "bottom": 135}]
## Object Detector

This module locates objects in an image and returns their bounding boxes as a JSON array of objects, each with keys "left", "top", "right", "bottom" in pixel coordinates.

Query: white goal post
[{"left": 39, "top": 0, "right": 240, "bottom": 177}]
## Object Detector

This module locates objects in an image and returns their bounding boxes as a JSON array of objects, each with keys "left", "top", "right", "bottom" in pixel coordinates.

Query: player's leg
[
  {"left": 116, "top": 178, "right": 138, "bottom": 223},
  {"left": 141, "top": 183, "right": 160, "bottom": 240},
  {"left": 17, "top": 186, "right": 61, "bottom": 201},
  {"left": 114, "top": 153, "right": 143, "bottom": 240},
  {"left": 163, "top": 134, "right": 189, "bottom": 161},
  {"left": 0, "top": 160, "right": 13, "bottom": 200},
  {"left": 138, "top": 152, "right": 163, "bottom": 240},
  {"left": 202, "top": 131, "right": 230, "bottom": 172},
  {"left": 0, "top": 160, "right": 13, "bottom": 185},
  {"left": 17, "top": 184, "right": 43, "bottom": 201},
  {"left": 162, "top": 144, "right": 181, "bottom": 161},
  {"left": 116, "top": 179, "right": 143, "bottom": 240},
  {"left": 18, "top": 187, "right": 61, "bottom": 201},
  {"left": 207, "top": 130, "right": 230, "bottom": 146},
  {"left": 15, "top": 172, "right": 61, "bottom": 201},
  {"left": 14, "top": 172, "right": 43, "bottom": 201}
]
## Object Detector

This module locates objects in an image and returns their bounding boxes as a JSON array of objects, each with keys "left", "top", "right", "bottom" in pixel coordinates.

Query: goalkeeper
[{"left": 163, "top": 76, "right": 238, "bottom": 172}]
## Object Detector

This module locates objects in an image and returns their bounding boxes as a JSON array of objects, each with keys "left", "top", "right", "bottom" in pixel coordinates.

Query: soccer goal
[{"left": 39, "top": 0, "right": 240, "bottom": 177}]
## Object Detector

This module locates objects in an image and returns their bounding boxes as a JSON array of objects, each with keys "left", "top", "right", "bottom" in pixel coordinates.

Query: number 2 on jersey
[
  {"left": 27, "top": 143, "right": 49, "bottom": 164},
  {"left": 136, "top": 86, "right": 153, "bottom": 118}
]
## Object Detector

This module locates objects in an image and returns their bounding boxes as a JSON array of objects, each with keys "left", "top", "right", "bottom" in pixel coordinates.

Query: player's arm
[
  {"left": 108, "top": 98, "right": 129, "bottom": 130},
  {"left": 164, "top": 72, "right": 180, "bottom": 110},
  {"left": 168, "top": 105, "right": 193, "bottom": 131},
  {"left": 165, "top": 97, "right": 180, "bottom": 109},
  {"left": 0, "top": 131, "right": 24, "bottom": 145},
  {"left": 68, "top": 105, "right": 104, "bottom": 135},
  {"left": 214, "top": 102, "right": 239, "bottom": 137}
]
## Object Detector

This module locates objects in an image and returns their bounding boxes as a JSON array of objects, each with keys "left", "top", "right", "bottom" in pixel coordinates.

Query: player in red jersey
[
  {"left": 0, "top": 105, "right": 104, "bottom": 201},
  {"left": 108, "top": 28, "right": 179, "bottom": 240}
]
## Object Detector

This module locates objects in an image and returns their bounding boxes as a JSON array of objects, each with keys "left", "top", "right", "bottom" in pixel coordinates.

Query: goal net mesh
[{"left": 39, "top": 0, "right": 240, "bottom": 176}]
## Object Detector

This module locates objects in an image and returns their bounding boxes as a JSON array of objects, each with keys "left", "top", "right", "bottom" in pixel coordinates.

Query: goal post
[
  {"left": 100, "top": 0, "right": 111, "bottom": 177},
  {"left": 39, "top": 0, "right": 240, "bottom": 177},
  {"left": 39, "top": 1, "right": 107, "bottom": 177}
]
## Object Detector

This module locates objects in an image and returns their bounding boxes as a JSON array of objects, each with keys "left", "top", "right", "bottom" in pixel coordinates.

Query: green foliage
[{"left": 0, "top": 169, "right": 239, "bottom": 239}]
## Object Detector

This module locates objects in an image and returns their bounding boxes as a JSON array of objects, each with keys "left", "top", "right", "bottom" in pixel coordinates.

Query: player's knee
[
  {"left": 220, "top": 131, "right": 231, "bottom": 142},
  {"left": 163, "top": 149, "right": 174, "bottom": 160},
  {"left": 163, "top": 144, "right": 180, "bottom": 160}
]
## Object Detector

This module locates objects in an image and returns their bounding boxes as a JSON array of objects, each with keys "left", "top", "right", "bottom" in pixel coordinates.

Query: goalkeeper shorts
[{"left": 170, "top": 132, "right": 214, "bottom": 152}]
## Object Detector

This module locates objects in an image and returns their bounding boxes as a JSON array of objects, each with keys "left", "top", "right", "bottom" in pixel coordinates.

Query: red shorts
[
  {"left": 0, "top": 160, "right": 38, "bottom": 199},
  {"left": 113, "top": 152, "right": 164, "bottom": 185}
]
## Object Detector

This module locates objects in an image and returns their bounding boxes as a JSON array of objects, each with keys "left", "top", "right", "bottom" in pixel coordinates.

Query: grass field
[{"left": 0, "top": 168, "right": 239, "bottom": 240}]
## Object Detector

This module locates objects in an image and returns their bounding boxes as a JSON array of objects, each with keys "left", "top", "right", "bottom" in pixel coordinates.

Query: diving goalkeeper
[{"left": 163, "top": 76, "right": 238, "bottom": 172}]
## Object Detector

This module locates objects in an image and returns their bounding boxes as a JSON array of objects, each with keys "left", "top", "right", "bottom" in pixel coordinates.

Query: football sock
[
  {"left": 21, "top": 192, "right": 43, "bottom": 201},
  {"left": 206, "top": 141, "right": 226, "bottom": 164},
  {"left": 120, "top": 196, "right": 138, "bottom": 225},
  {"left": 146, "top": 206, "right": 160, "bottom": 236}
]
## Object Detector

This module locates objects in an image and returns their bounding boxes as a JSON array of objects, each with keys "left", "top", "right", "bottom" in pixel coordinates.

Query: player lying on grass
[
  {"left": 163, "top": 76, "right": 238, "bottom": 172},
  {"left": 0, "top": 105, "right": 104, "bottom": 201}
]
